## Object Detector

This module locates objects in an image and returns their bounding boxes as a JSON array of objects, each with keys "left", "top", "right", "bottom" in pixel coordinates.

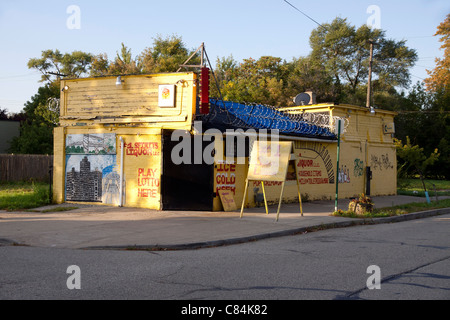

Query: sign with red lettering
[
  {"left": 122, "top": 134, "right": 162, "bottom": 209},
  {"left": 215, "top": 162, "right": 237, "bottom": 195}
]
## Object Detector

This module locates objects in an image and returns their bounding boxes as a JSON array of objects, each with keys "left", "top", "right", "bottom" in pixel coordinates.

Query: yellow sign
[
  {"left": 241, "top": 140, "right": 302, "bottom": 221},
  {"left": 248, "top": 141, "right": 292, "bottom": 181},
  {"left": 218, "top": 189, "right": 237, "bottom": 212}
]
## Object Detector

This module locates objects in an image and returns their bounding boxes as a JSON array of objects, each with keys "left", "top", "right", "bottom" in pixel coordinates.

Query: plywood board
[
  {"left": 218, "top": 189, "right": 237, "bottom": 211},
  {"left": 247, "top": 141, "right": 292, "bottom": 182}
]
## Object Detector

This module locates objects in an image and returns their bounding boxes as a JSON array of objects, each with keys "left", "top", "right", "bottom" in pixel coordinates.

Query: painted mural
[
  {"left": 65, "top": 154, "right": 120, "bottom": 203},
  {"left": 294, "top": 141, "right": 335, "bottom": 185},
  {"left": 66, "top": 133, "right": 116, "bottom": 155},
  {"left": 64, "top": 133, "right": 121, "bottom": 204}
]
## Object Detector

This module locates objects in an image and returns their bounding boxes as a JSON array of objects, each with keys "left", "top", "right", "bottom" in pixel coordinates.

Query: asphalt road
[{"left": 0, "top": 214, "right": 449, "bottom": 303}]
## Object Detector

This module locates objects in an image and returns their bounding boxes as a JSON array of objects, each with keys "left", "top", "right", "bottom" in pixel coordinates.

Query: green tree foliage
[
  {"left": 8, "top": 82, "right": 60, "bottom": 154},
  {"left": 107, "top": 43, "right": 141, "bottom": 75},
  {"left": 389, "top": 82, "right": 450, "bottom": 179},
  {"left": 394, "top": 137, "right": 439, "bottom": 191},
  {"left": 139, "top": 34, "right": 200, "bottom": 73},
  {"left": 308, "top": 17, "right": 417, "bottom": 104},
  {"left": 89, "top": 35, "right": 200, "bottom": 76},
  {"left": 28, "top": 49, "right": 93, "bottom": 82},
  {"left": 284, "top": 56, "right": 337, "bottom": 103},
  {"left": 213, "top": 56, "right": 289, "bottom": 106},
  {"left": 10, "top": 49, "right": 92, "bottom": 154}
]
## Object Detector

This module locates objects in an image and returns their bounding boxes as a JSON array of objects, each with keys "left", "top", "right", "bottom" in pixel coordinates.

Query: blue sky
[{"left": 0, "top": 0, "right": 448, "bottom": 114}]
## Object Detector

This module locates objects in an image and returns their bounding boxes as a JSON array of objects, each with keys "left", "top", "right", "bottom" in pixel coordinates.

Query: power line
[
  {"left": 397, "top": 110, "right": 450, "bottom": 114},
  {"left": 411, "top": 74, "right": 426, "bottom": 81},
  {"left": 0, "top": 72, "right": 40, "bottom": 80},
  {"left": 283, "top": 0, "right": 327, "bottom": 30}
]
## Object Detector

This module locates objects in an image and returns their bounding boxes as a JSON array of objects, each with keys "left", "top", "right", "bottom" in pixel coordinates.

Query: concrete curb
[{"left": 83, "top": 207, "right": 450, "bottom": 251}]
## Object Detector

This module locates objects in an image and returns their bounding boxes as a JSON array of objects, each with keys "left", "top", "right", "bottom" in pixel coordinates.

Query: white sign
[
  {"left": 334, "top": 119, "right": 345, "bottom": 135},
  {"left": 158, "top": 84, "right": 176, "bottom": 107}
]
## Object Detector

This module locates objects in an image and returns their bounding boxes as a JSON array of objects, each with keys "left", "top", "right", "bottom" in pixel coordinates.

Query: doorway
[{"left": 161, "top": 130, "right": 214, "bottom": 210}]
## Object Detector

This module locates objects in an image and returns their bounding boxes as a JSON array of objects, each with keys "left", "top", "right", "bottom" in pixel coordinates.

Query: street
[{"left": 0, "top": 214, "right": 449, "bottom": 303}]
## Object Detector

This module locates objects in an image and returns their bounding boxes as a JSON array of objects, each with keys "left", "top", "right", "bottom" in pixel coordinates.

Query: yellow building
[{"left": 53, "top": 71, "right": 397, "bottom": 212}]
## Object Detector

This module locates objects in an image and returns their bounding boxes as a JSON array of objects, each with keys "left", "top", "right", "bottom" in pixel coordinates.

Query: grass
[
  {"left": 0, "top": 181, "right": 50, "bottom": 211},
  {"left": 333, "top": 198, "right": 450, "bottom": 219},
  {"left": 40, "top": 206, "right": 79, "bottom": 213},
  {"left": 397, "top": 178, "right": 450, "bottom": 197}
]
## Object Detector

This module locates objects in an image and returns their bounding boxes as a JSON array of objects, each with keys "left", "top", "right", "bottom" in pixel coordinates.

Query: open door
[{"left": 161, "top": 130, "right": 214, "bottom": 210}]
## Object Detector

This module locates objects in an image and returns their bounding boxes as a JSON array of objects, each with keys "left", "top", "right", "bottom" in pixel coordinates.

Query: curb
[{"left": 83, "top": 207, "right": 450, "bottom": 252}]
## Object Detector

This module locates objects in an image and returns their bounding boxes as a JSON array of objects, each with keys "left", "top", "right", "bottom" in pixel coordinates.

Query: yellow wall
[
  {"left": 120, "top": 133, "right": 162, "bottom": 209},
  {"left": 213, "top": 104, "right": 398, "bottom": 211},
  {"left": 59, "top": 72, "right": 197, "bottom": 130},
  {"left": 55, "top": 73, "right": 397, "bottom": 212},
  {"left": 53, "top": 72, "right": 196, "bottom": 209}
]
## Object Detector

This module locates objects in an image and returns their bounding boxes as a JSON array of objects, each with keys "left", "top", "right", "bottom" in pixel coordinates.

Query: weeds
[
  {"left": 333, "top": 198, "right": 450, "bottom": 218},
  {"left": 0, "top": 181, "right": 50, "bottom": 211}
]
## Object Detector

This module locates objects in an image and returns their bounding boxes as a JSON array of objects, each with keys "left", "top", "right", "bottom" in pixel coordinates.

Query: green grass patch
[
  {"left": 333, "top": 198, "right": 450, "bottom": 218},
  {"left": 398, "top": 178, "right": 450, "bottom": 197},
  {"left": 0, "top": 181, "right": 50, "bottom": 211},
  {"left": 40, "top": 206, "right": 79, "bottom": 213}
]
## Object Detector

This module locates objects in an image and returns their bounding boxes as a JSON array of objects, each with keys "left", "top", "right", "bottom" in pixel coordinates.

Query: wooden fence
[{"left": 0, "top": 154, "right": 53, "bottom": 182}]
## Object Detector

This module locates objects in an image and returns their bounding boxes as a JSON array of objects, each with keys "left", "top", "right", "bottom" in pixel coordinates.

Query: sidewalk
[{"left": 0, "top": 195, "right": 448, "bottom": 250}]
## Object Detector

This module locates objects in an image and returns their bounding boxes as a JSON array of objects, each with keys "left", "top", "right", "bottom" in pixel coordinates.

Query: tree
[
  {"left": 213, "top": 56, "right": 289, "bottom": 106},
  {"left": 90, "top": 53, "right": 110, "bottom": 77},
  {"left": 8, "top": 82, "right": 60, "bottom": 154},
  {"left": 28, "top": 49, "right": 93, "bottom": 82},
  {"left": 394, "top": 137, "right": 439, "bottom": 193},
  {"left": 25, "top": 49, "right": 94, "bottom": 135},
  {"left": 284, "top": 56, "right": 337, "bottom": 103},
  {"left": 425, "top": 13, "right": 450, "bottom": 92},
  {"left": 139, "top": 34, "right": 200, "bottom": 73},
  {"left": 107, "top": 43, "right": 140, "bottom": 75},
  {"left": 309, "top": 17, "right": 417, "bottom": 104},
  {"left": 0, "top": 108, "right": 8, "bottom": 120}
]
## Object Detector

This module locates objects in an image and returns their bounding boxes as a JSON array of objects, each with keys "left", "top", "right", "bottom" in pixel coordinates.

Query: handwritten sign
[
  {"left": 218, "top": 189, "right": 237, "bottom": 212},
  {"left": 247, "top": 141, "right": 292, "bottom": 181},
  {"left": 241, "top": 140, "right": 303, "bottom": 221}
]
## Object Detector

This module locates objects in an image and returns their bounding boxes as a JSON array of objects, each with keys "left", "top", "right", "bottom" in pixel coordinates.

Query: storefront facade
[{"left": 53, "top": 72, "right": 397, "bottom": 211}]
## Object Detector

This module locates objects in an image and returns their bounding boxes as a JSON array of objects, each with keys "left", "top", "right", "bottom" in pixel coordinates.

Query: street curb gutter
[{"left": 84, "top": 207, "right": 450, "bottom": 252}]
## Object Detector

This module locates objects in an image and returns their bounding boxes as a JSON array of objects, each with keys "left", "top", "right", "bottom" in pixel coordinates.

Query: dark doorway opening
[{"left": 161, "top": 130, "right": 214, "bottom": 211}]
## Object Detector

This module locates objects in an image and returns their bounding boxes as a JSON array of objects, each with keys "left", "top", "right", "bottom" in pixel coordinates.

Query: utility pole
[{"left": 366, "top": 39, "right": 375, "bottom": 109}]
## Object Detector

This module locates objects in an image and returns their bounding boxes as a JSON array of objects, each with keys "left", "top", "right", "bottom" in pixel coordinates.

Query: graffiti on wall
[
  {"left": 338, "top": 165, "right": 351, "bottom": 183},
  {"left": 354, "top": 158, "right": 364, "bottom": 177},
  {"left": 294, "top": 141, "right": 335, "bottom": 185},
  {"left": 371, "top": 153, "right": 394, "bottom": 171}
]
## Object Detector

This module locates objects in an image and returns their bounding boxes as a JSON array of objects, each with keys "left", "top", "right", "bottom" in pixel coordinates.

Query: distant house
[{"left": 0, "top": 120, "right": 20, "bottom": 153}]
